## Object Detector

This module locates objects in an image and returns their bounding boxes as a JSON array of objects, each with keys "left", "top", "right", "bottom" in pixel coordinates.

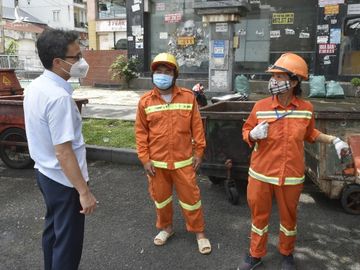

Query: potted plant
[
  {"left": 109, "top": 55, "right": 139, "bottom": 89},
  {"left": 351, "top": 77, "right": 360, "bottom": 97}
]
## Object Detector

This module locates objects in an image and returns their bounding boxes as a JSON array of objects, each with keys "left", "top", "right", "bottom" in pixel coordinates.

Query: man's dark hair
[{"left": 36, "top": 29, "right": 79, "bottom": 69}]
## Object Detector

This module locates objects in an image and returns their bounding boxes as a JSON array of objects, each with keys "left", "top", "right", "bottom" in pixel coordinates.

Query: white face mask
[{"left": 61, "top": 58, "right": 89, "bottom": 78}]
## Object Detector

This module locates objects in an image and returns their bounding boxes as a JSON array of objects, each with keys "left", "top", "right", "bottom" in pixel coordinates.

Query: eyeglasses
[{"left": 65, "top": 54, "right": 83, "bottom": 61}]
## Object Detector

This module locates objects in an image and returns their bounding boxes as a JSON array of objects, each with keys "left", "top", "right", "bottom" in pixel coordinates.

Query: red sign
[
  {"left": 319, "top": 43, "right": 336, "bottom": 54},
  {"left": 164, "top": 13, "right": 182, "bottom": 23}
]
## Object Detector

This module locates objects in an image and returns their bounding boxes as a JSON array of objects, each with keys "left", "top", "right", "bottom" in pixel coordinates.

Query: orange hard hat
[
  {"left": 266, "top": 52, "right": 308, "bottom": 80},
  {"left": 151, "top": 53, "right": 179, "bottom": 76}
]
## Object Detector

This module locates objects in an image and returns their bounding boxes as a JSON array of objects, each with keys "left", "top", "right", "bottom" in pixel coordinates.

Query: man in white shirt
[{"left": 23, "top": 29, "right": 97, "bottom": 270}]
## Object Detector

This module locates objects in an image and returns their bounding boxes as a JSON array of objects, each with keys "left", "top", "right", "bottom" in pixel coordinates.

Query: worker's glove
[
  {"left": 250, "top": 121, "right": 269, "bottom": 141},
  {"left": 332, "top": 137, "right": 350, "bottom": 159}
]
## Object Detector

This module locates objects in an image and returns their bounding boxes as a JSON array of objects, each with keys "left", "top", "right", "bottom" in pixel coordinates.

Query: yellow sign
[
  {"left": 272, "top": 13, "right": 294, "bottom": 24},
  {"left": 177, "top": 36, "right": 195, "bottom": 46},
  {"left": 2, "top": 75, "right": 11, "bottom": 86},
  {"left": 324, "top": 5, "right": 339, "bottom": 15}
]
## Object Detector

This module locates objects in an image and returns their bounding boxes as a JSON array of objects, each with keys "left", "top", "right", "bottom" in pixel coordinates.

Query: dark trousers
[{"left": 35, "top": 170, "right": 85, "bottom": 270}]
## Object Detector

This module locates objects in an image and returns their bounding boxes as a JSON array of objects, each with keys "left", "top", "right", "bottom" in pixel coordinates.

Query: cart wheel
[
  {"left": 0, "top": 128, "right": 33, "bottom": 169},
  {"left": 208, "top": 176, "right": 225, "bottom": 185},
  {"left": 341, "top": 185, "right": 360, "bottom": 215},
  {"left": 225, "top": 179, "right": 239, "bottom": 205}
]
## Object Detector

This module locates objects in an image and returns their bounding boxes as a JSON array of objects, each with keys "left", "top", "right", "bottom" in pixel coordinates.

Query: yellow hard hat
[
  {"left": 266, "top": 52, "right": 308, "bottom": 80},
  {"left": 151, "top": 53, "right": 179, "bottom": 76}
]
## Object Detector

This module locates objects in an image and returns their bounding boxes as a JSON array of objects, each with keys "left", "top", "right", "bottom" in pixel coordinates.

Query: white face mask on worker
[{"left": 61, "top": 58, "right": 89, "bottom": 78}]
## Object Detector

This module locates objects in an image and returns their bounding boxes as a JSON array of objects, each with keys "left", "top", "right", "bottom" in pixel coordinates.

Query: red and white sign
[
  {"left": 164, "top": 13, "right": 182, "bottom": 23},
  {"left": 319, "top": 43, "right": 336, "bottom": 54}
]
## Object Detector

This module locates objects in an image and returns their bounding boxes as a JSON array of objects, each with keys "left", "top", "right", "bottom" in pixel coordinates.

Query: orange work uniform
[
  {"left": 135, "top": 85, "right": 206, "bottom": 232},
  {"left": 242, "top": 95, "right": 320, "bottom": 257}
]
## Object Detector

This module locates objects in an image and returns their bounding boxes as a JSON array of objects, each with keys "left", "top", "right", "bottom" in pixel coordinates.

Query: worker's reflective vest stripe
[
  {"left": 280, "top": 224, "right": 297, "bottom": 236},
  {"left": 179, "top": 199, "right": 202, "bottom": 211},
  {"left": 152, "top": 157, "right": 193, "bottom": 169},
  {"left": 145, "top": 103, "right": 193, "bottom": 114},
  {"left": 154, "top": 195, "right": 173, "bottom": 209},
  {"left": 249, "top": 168, "right": 305, "bottom": 186},
  {"left": 251, "top": 223, "right": 269, "bottom": 236},
  {"left": 256, "top": 110, "right": 312, "bottom": 119}
]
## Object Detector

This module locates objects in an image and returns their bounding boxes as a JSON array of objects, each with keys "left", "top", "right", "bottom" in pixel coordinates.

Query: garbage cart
[
  {"left": 200, "top": 99, "right": 360, "bottom": 214},
  {"left": 0, "top": 95, "right": 88, "bottom": 169},
  {"left": 200, "top": 101, "right": 254, "bottom": 204},
  {"left": 305, "top": 100, "right": 360, "bottom": 214}
]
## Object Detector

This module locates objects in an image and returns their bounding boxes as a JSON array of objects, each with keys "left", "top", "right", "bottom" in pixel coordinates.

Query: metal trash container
[
  {"left": 200, "top": 101, "right": 254, "bottom": 204},
  {"left": 200, "top": 99, "right": 360, "bottom": 214},
  {"left": 0, "top": 69, "right": 89, "bottom": 169},
  {"left": 305, "top": 99, "right": 360, "bottom": 214}
]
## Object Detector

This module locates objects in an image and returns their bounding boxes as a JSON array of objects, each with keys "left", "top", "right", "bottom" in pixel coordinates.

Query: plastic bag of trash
[
  {"left": 326, "top": 80, "right": 345, "bottom": 99},
  {"left": 234, "top": 75, "right": 250, "bottom": 96},
  {"left": 308, "top": 75, "right": 326, "bottom": 98}
]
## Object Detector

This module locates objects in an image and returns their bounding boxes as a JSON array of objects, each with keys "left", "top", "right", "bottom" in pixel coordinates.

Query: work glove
[
  {"left": 332, "top": 137, "right": 350, "bottom": 159},
  {"left": 250, "top": 121, "right": 269, "bottom": 141}
]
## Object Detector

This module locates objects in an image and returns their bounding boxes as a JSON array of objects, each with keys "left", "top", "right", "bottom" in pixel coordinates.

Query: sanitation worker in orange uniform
[
  {"left": 135, "top": 53, "right": 211, "bottom": 254},
  {"left": 239, "top": 53, "right": 349, "bottom": 270}
]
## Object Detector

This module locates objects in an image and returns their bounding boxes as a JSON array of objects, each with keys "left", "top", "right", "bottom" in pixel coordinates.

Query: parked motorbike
[{"left": 192, "top": 83, "right": 208, "bottom": 107}]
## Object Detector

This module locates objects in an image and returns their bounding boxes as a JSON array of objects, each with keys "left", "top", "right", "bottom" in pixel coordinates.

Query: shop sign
[
  {"left": 319, "top": 43, "right": 336, "bottom": 54},
  {"left": 212, "top": 40, "right": 225, "bottom": 58},
  {"left": 324, "top": 5, "right": 339, "bottom": 15},
  {"left": 317, "top": 35, "right": 329, "bottom": 43},
  {"left": 348, "top": 4, "right": 360, "bottom": 15},
  {"left": 215, "top": 23, "right": 228, "bottom": 33},
  {"left": 164, "top": 13, "right": 182, "bottom": 23},
  {"left": 272, "top": 13, "right": 294, "bottom": 24},
  {"left": 318, "top": 0, "right": 344, "bottom": 7},
  {"left": 177, "top": 36, "right": 195, "bottom": 46},
  {"left": 96, "top": 20, "right": 126, "bottom": 32}
]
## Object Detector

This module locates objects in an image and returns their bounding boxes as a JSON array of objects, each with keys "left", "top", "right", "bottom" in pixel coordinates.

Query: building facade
[
  {"left": 87, "top": 0, "right": 360, "bottom": 82},
  {"left": 17, "top": 0, "right": 88, "bottom": 48}
]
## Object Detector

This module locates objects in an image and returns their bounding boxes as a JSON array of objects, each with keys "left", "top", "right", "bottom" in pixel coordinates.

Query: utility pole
[{"left": 0, "top": 0, "right": 5, "bottom": 54}]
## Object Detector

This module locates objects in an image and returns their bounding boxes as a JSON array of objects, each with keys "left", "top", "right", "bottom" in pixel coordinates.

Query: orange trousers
[
  {"left": 247, "top": 177, "right": 303, "bottom": 257},
  {"left": 147, "top": 165, "right": 205, "bottom": 233}
]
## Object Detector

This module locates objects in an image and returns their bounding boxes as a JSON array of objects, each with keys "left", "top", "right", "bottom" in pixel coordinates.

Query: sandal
[
  {"left": 197, "top": 238, "right": 212, "bottom": 255},
  {"left": 154, "top": 230, "right": 174, "bottom": 246}
]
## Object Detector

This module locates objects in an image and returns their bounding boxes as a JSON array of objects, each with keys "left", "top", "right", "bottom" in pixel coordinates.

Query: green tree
[{"left": 109, "top": 55, "right": 139, "bottom": 88}]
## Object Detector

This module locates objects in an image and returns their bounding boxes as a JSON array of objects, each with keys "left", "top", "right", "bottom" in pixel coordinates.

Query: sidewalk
[{"left": 73, "top": 87, "right": 147, "bottom": 121}]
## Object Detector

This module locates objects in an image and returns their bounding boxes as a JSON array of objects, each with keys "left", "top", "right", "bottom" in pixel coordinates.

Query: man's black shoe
[
  {"left": 237, "top": 254, "right": 262, "bottom": 270},
  {"left": 281, "top": 254, "right": 296, "bottom": 270}
]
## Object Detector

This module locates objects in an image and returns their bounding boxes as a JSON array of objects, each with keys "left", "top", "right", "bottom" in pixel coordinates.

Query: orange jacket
[
  {"left": 243, "top": 95, "right": 320, "bottom": 186},
  {"left": 135, "top": 85, "right": 206, "bottom": 170}
]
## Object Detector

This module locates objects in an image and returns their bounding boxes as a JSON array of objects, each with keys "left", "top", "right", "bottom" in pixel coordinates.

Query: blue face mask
[{"left": 153, "top": 74, "right": 174, "bottom": 90}]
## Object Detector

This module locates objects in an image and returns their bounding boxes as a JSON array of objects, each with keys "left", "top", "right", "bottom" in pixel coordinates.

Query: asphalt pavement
[{"left": 1, "top": 159, "right": 360, "bottom": 270}]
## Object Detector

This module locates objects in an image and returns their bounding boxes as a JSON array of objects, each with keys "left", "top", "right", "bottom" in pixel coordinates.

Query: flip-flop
[
  {"left": 197, "top": 238, "right": 212, "bottom": 255},
  {"left": 154, "top": 230, "right": 174, "bottom": 246}
]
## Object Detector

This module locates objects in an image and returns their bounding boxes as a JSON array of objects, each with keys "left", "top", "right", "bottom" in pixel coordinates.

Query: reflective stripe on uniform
[
  {"left": 145, "top": 103, "right": 193, "bottom": 114},
  {"left": 284, "top": 176, "right": 305, "bottom": 185},
  {"left": 151, "top": 157, "right": 193, "bottom": 169},
  {"left": 179, "top": 200, "right": 202, "bottom": 211},
  {"left": 152, "top": 160, "right": 168, "bottom": 169},
  {"left": 280, "top": 224, "right": 297, "bottom": 236},
  {"left": 249, "top": 168, "right": 305, "bottom": 186},
  {"left": 256, "top": 110, "right": 312, "bottom": 119},
  {"left": 249, "top": 168, "right": 279, "bottom": 185},
  {"left": 154, "top": 196, "right": 173, "bottom": 209},
  {"left": 174, "top": 157, "right": 193, "bottom": 169},
  {"left": 251, "top": 224, "right": 269, "bottom": 236}
]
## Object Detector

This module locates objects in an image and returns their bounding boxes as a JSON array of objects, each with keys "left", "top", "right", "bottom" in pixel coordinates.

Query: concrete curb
[{"left": 86, "top": 145, "right": 141, "bottom": 166}]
